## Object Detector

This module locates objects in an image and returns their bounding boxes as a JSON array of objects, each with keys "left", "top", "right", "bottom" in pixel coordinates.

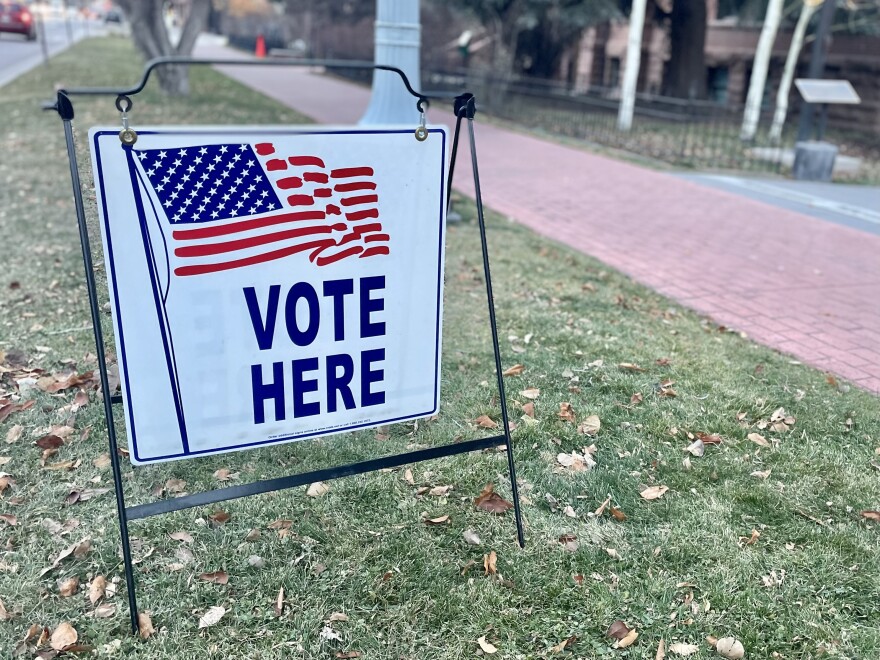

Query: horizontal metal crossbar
[{"left": 125, "top": 434, "right": 507, "bottom": 521}]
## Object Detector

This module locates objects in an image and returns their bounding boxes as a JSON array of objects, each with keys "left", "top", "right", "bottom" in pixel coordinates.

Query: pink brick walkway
[{"left": 203, "top": 47, "right": 880, "bottom": 393}]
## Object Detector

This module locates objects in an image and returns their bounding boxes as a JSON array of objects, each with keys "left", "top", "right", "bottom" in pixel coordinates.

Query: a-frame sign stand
[{"left": 47, "top": 58, "right": 524, "bottom": 635}]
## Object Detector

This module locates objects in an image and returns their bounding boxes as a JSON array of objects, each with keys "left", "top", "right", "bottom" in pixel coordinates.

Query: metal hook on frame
[
  {"left": 415, "top": 97, "right": 429, "bottom": 142},
  {"left": 116, "top": 94, "right": 137, "bottom": 146}
]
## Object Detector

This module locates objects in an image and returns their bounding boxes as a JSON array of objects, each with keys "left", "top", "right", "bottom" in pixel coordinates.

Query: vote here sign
[{"left": 89, "top": 127, "right": 448, "bottom": 465}]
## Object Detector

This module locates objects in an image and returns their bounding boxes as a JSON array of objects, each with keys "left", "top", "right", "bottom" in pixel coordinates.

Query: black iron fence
[{"left": 321, "top": 63, "right": 879, "bottom": 182}]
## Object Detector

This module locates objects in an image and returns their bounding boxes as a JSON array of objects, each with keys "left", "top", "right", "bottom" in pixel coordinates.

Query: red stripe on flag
[
  {"left": 174, "top": 223, "right": 346, "bottom": 257},
  {"left": 341, "top": 194, "right": 378, "bottom": 207},
  {"left": 174, "top": 239, "right": 334, "bottom": 276},
  {"left": 172, "top": 210, "right": 326, "bottom": 240},
  {"left": 326, "top": 204, "right": 342, "bottom": 215},
  {"left": 334, "top": 181, "right": 376, "bottom": 192},
  {"left": 289, "top": 156, "right": 325, "bottom": 167},
  {"left": 287, "top": 194, "right": 314, "bottom": 206},
  {"left": 304, "top": 172, "right": 329, "bottom": 183},
  {"left": 364, "top": 233, "right": 390, "bottom": 243},
  {"left": 345, "top": 208, "right": 378, "bottom": 221},
  {"left": 313, "top": 245, "right": 364, "bottom": 266},
  {"left": 313, "top": 188, "right": 332, "bottom": 198},
  {"left": 360, "top": 246, "right": 390, "bottom": 258},
  {"left": 330, "top": 167, "right": 373, "bottom": 178},
  {"left": 254, "top": 143, "right": 275, "bottom": 155},
  {"left": 266, "top": 159, "right": 287, "bottom": 171},
  {"left": 276, "top": 176, "right": 303, "bottom": 189}
]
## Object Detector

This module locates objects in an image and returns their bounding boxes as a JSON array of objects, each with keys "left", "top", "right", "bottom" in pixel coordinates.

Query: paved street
[
  {"left": 0, "top": 16, "right": 100, "bottom": 89},
  {"left": 197, "top": 43, "right": 880, "bottom": 393}
]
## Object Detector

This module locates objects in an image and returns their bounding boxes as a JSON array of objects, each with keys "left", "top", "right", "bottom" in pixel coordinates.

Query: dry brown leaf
[
  {"left": 684, "top": 440, "right": 704, "bottom": 457},
  {"left": 578, "top": 414, "right": 601, "bottom": 435},
  {"left": 429, "top": 485, "right": 452, "bottom": 497},
  {"left": 50, "top": 622, "right": 78, "bottom": 650},
  {"left": 668, "top": 642, "right": 699, "bottom": 656},
  {"left": 138, "top": 612, "right": 155, "bottom": 639},
  {"left": 483, "top": 550, "right": 497, "bottom": 575},
  {"left": 35, "top": 435, "right": 64, "bottom": 450},
  {"left": 640, "top": 485, "right": 669, "bottom": 500},
  {"left": 199, "top": 571, "right": 229, "bottom": 585},
  {"left": 748, "top": 433, "right": 769, "bottom": 447},
  {"left": 477, "top": 636, "right": 498, "bottom": 654},
  {"left": 267, "top": 519, "right": 292, "bottom": 530},
  {"left": 213, "top": 468, "right": 234, "bottom": 481},
  {"left": 463, "top": 529, "right": 481, "bottom": 546},
  {"left": 594, "top": 496, "right": 611, "bottom": 517},
  {"left": 751, "top": 469, "right": 772, "bottom": 479},
  {"left": 558, "top": 402, "right": 576, "bottom": 423},
  {"left": 474, "top": 483, "right": 513, "bottom": 514},
  {"left": 6, "top": 425, "right": 23, "bottom": 444},
  {"left": 630, "top": 392, "right": 644, "bottom": 405},
  {"left": 165, "top": 478, "right": 187, "bottom": 493},
  {"left": 198, "top": 605, "right": 226, "bottom": 628},
  {"left": 306, "top": 481, "right": 330, "bottom": 497},
  {"left": 715, "top": 637, "right": 745, "bottom": 659},
  {"left": 90, "top": 603, "right": 116, "bottom": 618},
  {"left": 73, "top": 539, "right": 91, "bottom": 559},
  {"left": 607, "top": 620, "right": 631, "bottom": 640},
  {"left": 550, "top": 636, "right": 577, "bottom": 653},
  {"left": 610, "top": 506, "right": 627, "bottom": 521},
  {"left": 169, "top": 530, "right": 193, "bottom": 543},
  {"left": 656, "top": 638, "right": 666, "bottom": 660},
  {"left": 556, "top": 451, "right": 595, "bottom": 472},
  {"left": 207, "top": 510, "right": 231, "bottom": 525},
  {"left": 741, "top": 529, "right": 761, "bottom": 546},
  {"left": 502, "top": 364, "right": 524, "bottom": 377},
  {"left": 274, "top": 586, "right": 285, "bottom": 616},
  {"left": 558, "top": 534, "right": 578, "bottom": 552},
  {"left": 0, "top": 513, "right": 17, "bottom": 526},
  {"left": 58, "top": 576, "right": 79, "bottom": 597},
  {"left": 424, "top": 514, "right": 449, "bottom": 525},
  {"left": 92, "top": 454, "right": 111, "bottom": 468},
  {"left": 403, "top": 468, "right": 414, "bottom": 485},
  {"left": 328, "top": 612, "right": 348, "bottom": 622},
  {"left": 520, "top": 387, "right": 540, "bottom": 400},
  {"left": 618, "top": 362, "right": 645, "bottom": 372},
  {"left": 616, "top": 629, "right": 639, "bottom": 649},
  {"left": 474, "top": 414, "right": 497, "bottom": 429},
  {"left": 89, "top": 576, "right": 106, "bottom": 604},
  {"left": 861, "top": 510, "right": 880, "bottom": 522}
]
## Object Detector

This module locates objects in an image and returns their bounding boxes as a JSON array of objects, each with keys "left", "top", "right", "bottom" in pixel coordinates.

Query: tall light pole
[
  {"left": 360, "top": 0, "right": 421, "bottom": 125},
  {"left": 617, "top": 0, "right": 647, "bottom": 132}
]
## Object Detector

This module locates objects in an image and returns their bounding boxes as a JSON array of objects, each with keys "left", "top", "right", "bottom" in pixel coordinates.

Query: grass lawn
[{"left": 1, "top": 38, "right": 879, "bottom": 659}]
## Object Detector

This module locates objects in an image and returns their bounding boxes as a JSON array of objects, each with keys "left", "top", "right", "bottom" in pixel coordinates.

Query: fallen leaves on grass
[
  {"left": 640, "top": 485, "right": 669, "bottom": 501},
  {"left": 861, "top": 510, "right": 880, "bottom": 522},
  {"left": 58, "top": 576, "right": 79, "bottom": 597},
  {"left": 615, "top": 629, "right": 639, "bottom": 649},
  {"left": 558, "top": 402, "right": 576, "bottom": 423},
  {"left": 557, "top": 450, "right": 595, "bottom": 472},
  {"left": 0, "top": 400, "right": 34, "bottom": 424},
  {"left": 550, "top": 636, "right": 577, "bottom": 653},
  {"left": 748, "top": 433, "right": 769, "bottom": 447},
  {"left": 169, "top": 531, "right": 193, "bottom": 543},
  {"left": 40, "top": 538, "right": 90, "bottom": 576},
  {"left": 6, "top": 425, "right": 23, "bottom": 444},
  {"left": 483, "top": 550, "right": 497, "bottom": 575},
  {"left": 65, "top": 488, "right": 109, "bottom": 505},
  {"left": 715, "top": 637, "right": 745, "bottom": 659},
  {"left": 521, "top": 387, "right": 540, "bottom": 400},
  {"left": 474, "top": 483, "right": 513, "bottom": 514},
  {"left": 477, "top": 636, "right": 498, "bottom": 654},
  {"left": 424, "top": 514, "right": 449, "bottom": 525},
  {"left": 558, "top": 534, "right": 579, "bottom": 552},
  {"left": 502, "top": 364, "right": 524, "bottom": 377},
  {"left": 88, "top": 576, "right": 106, "bottom": 604},
  {"left": 0, "top": 513, "right": 17, "bottom": 526},
  {"left": 630, "top": 392, "right": 644, "bottom": 405},
  {"left": 207, "top": 510, "right": 231, "bottom": 526},
  {"left": 50, "top": 622, "right": 78, "bottom": 650},
  {"left": 607, "top": 620, "right": 631, "bottom": 640},
  {"left": 198, "top": 605, "right": 226, "bottom": 629},
  {"left": 610, "top": 506, "right": 627, "bottom": 521},
  {"left": 307, "top": 482, "right": 330, "bottom": 498},
  {"left": 213, "top": 468, "right": 239, "bottom": 481},
  {"left": 668, "top": 642, "right": 699, "bottom": 656},
  {"left": 463, "top": 529, "right": 481, "bottom": 545},
  {"left": 474, "top": 415, "right": 497, "bottom": 429},
  {"left": 656, "top": 639, "right": 666, "bottom": 659},
  {"left": 578, "top": 414, "right": 601, "bottom": 435},
  {"left": 35, "top": 435, "right": 64, "bottom": 450},
  {"left": 199, "top": 571, "right": 229, "bottom": 585},
  {"left": 521, "top": 401, "right": 534, "bottom": 418},
  {"left": 684, "top": 440, "right": 704, "bottom": 457},
  {"left": 594, "top": 496, "right": 611, "bottom": 517},
  {"left": 138, "top": 612, "right": 155, "bottom": 639},
  {"left": 274, "top": 586, "right": 285, "bottom": 616},
  {"left": 751, "top": 469, "right": 772, "bottom": 479},
  {"left": 740, "top": 529, "right": 761, "bottom": 546},
  {"left": 618, "top": 363, "right": 645, "bottom": 372},
  {"left": 89, "top": 603, "right": 116, "bottom": 618}
]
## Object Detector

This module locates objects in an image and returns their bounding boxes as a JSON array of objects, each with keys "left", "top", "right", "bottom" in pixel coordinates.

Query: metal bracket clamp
[
  {"left": 415, "top": 97, "right": 429, "bottom": 141},
  {"left": 116, "top": 95, "right": 137, "bottom": 145}
]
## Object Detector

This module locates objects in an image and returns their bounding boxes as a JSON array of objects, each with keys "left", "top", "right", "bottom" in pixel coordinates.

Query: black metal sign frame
[{"left": 47, "top": 57, "right": 523, "bottom": 635}]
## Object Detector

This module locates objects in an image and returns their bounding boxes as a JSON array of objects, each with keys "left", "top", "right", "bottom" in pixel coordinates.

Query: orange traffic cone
[{"left": 255, "top": 34, "right": 266, "bottom": 58}]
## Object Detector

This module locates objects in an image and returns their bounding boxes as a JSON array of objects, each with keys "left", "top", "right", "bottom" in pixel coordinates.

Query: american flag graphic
[{"left": 132, "top": 141, "right": 389, "bottom": 276}]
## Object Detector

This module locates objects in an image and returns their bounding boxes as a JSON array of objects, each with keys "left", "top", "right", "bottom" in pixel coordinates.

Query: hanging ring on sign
[
  {"left": 414, "top": 104, "right": 428, "bottom": 142},
  {"left": 116, "top": 94, "right": 138, "bottom": 146}
]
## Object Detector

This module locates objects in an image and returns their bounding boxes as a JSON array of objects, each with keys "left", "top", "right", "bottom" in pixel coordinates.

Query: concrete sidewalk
[{"left": 199, "top": 45, "right": 880, "bottom": 394}]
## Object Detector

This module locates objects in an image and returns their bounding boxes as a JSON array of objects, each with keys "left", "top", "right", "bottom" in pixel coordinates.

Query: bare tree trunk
[
  {"left": 117, "top": 0, "right": 210, "bottom": 96},
  {"left": 663, "top": 0, "right": 707, "bottom": 99},
  {"left": 740, "top": 0, "right": 784, "bottom": 141},
  {"left": 618, "top": 0, "right": 647, "bottom": 131},
  {"left": 768, "top": 0, "right": 820, "bottom": 141}
]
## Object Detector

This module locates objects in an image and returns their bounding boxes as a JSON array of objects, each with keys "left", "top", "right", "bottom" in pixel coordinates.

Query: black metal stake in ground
[
  {"left": 797, "top": 0, "right": 836, "bottom": 142},
  {"left": 48, "top": 59, "right": 525, "bottom": 635}
]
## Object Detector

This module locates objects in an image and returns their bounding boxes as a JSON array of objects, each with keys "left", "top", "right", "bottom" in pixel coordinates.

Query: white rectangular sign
[{"left": 89, "top": 126, "right": 448, "bottom": 465}]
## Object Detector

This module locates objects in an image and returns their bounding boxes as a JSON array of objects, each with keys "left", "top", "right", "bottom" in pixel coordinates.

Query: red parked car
[{"left": 0, "top": 2, "right": 36, "bottom": 41}]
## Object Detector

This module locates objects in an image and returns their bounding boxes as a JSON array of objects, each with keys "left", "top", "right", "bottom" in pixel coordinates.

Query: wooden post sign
[{"left": 90, "top": 127, "right": 448, "bottom": 464}]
